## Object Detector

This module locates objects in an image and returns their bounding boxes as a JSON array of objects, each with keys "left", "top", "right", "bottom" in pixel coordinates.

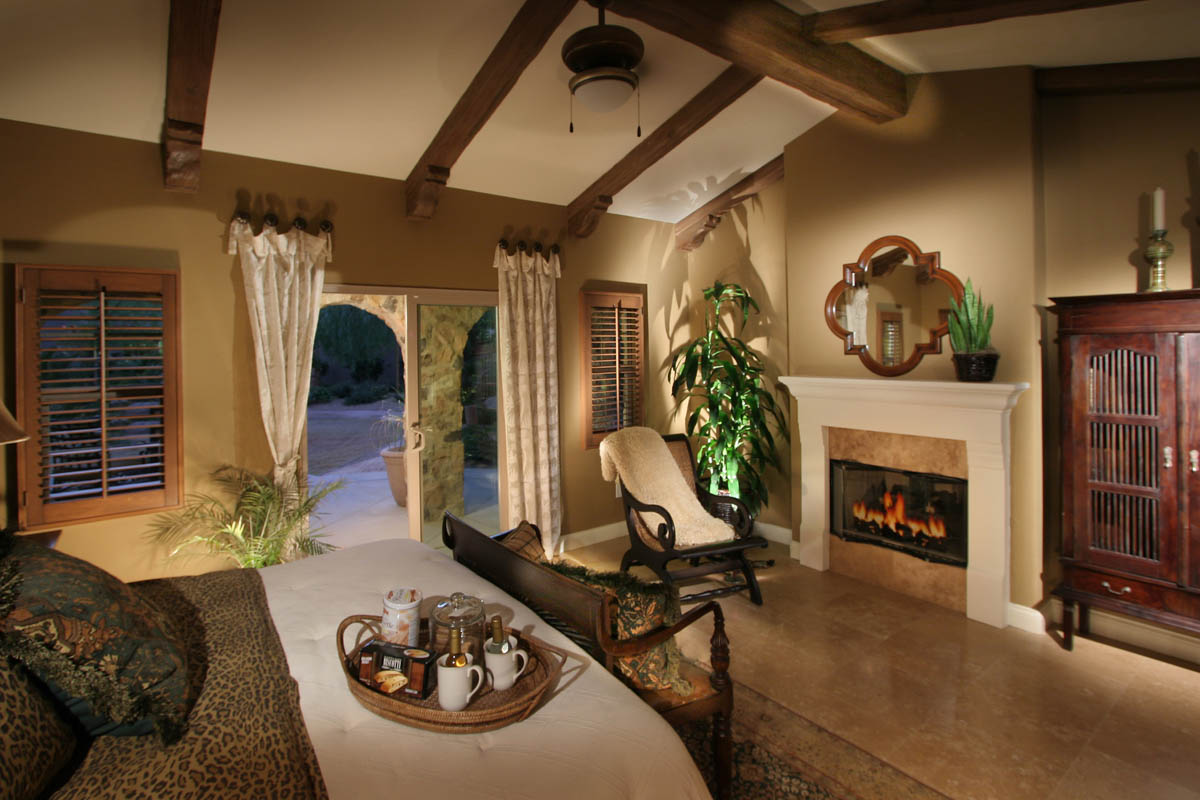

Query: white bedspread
[{"left": 260, "top": 539, "right": 711, "bottom": 799}]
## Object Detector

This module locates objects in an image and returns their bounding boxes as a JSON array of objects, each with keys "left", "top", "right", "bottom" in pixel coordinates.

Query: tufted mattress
[{"left": 260, "top": 538, "right": 712, "bottom": 799}]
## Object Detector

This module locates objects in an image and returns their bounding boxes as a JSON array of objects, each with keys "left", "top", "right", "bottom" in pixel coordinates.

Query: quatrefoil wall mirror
[{"left": 824, "top": 235, "right": 965, "bottom": 377}]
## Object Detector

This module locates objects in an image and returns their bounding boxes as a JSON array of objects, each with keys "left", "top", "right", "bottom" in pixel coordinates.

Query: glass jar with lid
[{"left": 430, "top": 592, "right": 486, "bottom": 664}]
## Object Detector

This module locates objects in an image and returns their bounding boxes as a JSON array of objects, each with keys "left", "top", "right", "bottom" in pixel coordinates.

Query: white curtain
[
  {"left": 227, "top": 218, "right": 332, "bottom": 489},
  {"left": 494, "top": 244, "right": 562, "bottom": 559}
]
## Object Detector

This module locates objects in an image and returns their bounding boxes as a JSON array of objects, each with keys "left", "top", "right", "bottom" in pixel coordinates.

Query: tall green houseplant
[{"left": 670, "top": 281, "right": 787, "bottom": 517}]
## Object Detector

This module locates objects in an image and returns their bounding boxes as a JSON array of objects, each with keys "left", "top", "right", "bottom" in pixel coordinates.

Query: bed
[{"left": 0, "top": 535, "right": 711, "bottom": 800}]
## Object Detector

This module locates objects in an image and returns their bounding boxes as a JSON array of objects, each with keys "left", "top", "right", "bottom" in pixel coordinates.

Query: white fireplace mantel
[{"left": 781, "top": 376, "right": 1029, "bottom": 628}]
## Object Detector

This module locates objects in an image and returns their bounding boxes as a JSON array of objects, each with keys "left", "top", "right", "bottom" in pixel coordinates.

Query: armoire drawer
[{"left": 1064, "top": 566, "right": 1164, "bottom": 609}]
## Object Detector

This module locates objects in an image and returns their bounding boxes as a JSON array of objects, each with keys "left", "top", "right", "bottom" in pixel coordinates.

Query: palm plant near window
[
  {"left": 150, "top": 466, "right": 341, "bottom": 568},
  {"left": 670, "top": 281, "right": 787, "bottom": 517}
]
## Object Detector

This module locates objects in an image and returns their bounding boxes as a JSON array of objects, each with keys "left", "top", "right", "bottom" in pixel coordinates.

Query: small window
[
  {"left": 15, "top": 265, "right": 182, "bottom": 530},
  {"left": 580, "top": 290, "right": 644, "bottom": 449}
]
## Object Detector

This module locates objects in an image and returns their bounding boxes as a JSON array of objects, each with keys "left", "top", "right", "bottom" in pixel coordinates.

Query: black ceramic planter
[{"left": 952, "top": 352, "right": 999, "bottom": 382}]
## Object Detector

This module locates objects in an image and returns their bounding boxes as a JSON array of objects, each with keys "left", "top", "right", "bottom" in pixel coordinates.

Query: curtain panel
[
  {"left": 494, "top": 244, "right": 562, "bottom": 559},
  {"left": 227, "top": 218, "right": 331, "bottom": 491}
]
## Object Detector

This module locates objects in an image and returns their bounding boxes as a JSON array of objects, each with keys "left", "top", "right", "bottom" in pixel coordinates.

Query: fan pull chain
[
  {"left": 569, "top": 91, "right": 574, "bottom": 133},
  {"left": 636, "top": 84, "right": 641, "bottom": 137}
]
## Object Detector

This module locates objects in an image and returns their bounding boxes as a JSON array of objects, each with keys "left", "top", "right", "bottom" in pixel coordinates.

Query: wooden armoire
[{"left": 1051, "top": 290, "right": 1200, "bottom": 649}]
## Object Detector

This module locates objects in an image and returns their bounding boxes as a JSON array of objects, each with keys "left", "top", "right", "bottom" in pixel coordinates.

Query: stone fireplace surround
[{"left": 782, "top": 376, "right": 1029, "bottom": 628}]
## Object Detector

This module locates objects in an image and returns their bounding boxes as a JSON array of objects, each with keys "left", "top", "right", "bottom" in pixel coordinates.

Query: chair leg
[
  {"left": 738, "top": 551, "right": 763, "bottom": 605},
  {"left": 713, "top": 711, "right": 733, "bottom": 800},
  {"left": 619, "top": 549, "right": 635, "bottom": 573}
]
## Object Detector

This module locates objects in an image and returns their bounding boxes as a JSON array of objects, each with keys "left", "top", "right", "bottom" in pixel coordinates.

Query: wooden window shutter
[
  {"left": 15, "top": 265, "right": 182, "bottom": 530},
  {"left": 580, "top": 290, "right": 644, "bottom": 449}
]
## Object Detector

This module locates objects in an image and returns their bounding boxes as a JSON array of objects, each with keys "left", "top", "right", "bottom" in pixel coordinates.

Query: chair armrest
[
  {"left": 697, "top": 489, "right": 754, "bottom": 538},
  {"left": 600, "top": 601, "right": 731, "bottom": 693},
  {"left": 620, "top": 480, "right": 678, "bottom": 551}
]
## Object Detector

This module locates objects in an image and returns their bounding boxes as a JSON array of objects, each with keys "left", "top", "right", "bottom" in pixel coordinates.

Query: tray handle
[{"left": 337, "top": 614, "right": 383, "bottom": 667}]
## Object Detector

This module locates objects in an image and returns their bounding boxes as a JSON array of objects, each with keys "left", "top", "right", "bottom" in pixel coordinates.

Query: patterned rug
[{"left": 675, "top": 683, "right": 947, "bottom": 800}]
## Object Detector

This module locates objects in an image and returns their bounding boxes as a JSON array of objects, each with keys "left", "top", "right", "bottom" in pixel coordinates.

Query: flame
[{"left": 851, "top": 489, "right": 947, "bottom": 539}]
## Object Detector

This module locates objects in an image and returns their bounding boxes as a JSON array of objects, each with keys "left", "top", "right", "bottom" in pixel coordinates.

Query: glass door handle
[{"left": 409, "top": 423, "right": 425, "bottom": 453}]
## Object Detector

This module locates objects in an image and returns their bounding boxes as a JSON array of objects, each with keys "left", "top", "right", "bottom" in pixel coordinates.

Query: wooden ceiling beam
[
  {"left": 674, "top": 155, "right": 783, "bottom": 251},
  {"left": 405, "top": 0, "right": 577, "bottom": 220},
  {"left": 162, "top": 0, "right": 223, "bottom": 192},
  {"left": 567, "top": 65, "right": 763, "bottom": 238},
  {"left": 803, "top": 0, "right": 1148, "bottom": 44},
  {"left": 602, "top": 0, "right": 907, "bottom": 122},
  {"left": 1035, "top": 57, "right": 1200, "bottom": 95}
]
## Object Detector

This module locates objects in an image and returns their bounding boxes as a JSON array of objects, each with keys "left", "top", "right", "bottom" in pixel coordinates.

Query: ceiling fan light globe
[{"left": 570, "top": 67, "right": 637, "bottom": 113}]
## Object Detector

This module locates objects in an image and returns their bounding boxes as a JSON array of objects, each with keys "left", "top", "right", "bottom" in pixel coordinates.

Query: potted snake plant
[{"left": 947, "top": 278, "right": 998, "bottom": 382}]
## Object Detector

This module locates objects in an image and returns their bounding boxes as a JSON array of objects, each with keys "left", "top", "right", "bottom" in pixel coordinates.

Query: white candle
[{"left": 1152, "top": 186, "right": 1166, "bottom": 231}]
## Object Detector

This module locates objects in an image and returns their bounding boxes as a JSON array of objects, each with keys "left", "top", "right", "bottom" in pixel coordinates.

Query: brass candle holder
[{"left": 1143, "top": 229, "right": 1174, "bottom": 293}]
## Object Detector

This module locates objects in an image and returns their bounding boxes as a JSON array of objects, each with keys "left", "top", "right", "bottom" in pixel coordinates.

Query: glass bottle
[
  {"left": 485, "top": 615, "right": 510, "bottom": 655},
  {"left": 445, "top": 627, "right": 468, "bottom": 668}
]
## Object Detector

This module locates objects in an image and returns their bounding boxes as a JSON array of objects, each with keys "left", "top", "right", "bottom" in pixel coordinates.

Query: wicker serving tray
[{"left": 336, "top": 614, "right": 566, "bottom": 734}]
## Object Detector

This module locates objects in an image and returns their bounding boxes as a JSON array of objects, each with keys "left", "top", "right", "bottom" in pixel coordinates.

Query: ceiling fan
[{"left": 562, "top": 0, "right": 644, "bottom": 135}]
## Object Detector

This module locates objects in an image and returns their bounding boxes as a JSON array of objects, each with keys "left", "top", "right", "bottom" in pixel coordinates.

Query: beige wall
[
  {"left": 783, "top": 68, "right": 1045, "bottom": 606},
  {"left": 0, "top": 119, "right": 670, "bottom": 580},
  {"left": 651, "top": 180, "right": 792, "bottom": 529}
]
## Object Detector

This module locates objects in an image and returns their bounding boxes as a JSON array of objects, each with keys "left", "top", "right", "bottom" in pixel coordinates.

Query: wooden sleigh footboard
[{"left": 441, "top": 512, "right": 735, "bottom": 800}]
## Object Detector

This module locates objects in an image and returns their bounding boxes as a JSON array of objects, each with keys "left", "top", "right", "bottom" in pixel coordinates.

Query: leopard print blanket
[{"left": 51, "top": 568, "right": 328, "bottom": 800}]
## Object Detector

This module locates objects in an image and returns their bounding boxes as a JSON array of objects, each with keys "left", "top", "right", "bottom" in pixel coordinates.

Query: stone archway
[{"left": 320, "top": 292, "right": 406, "bottom": 353}]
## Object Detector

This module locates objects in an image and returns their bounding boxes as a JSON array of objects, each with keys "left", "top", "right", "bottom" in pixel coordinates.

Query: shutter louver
[
  {"left": 581, "top": 291, "right": 643, "bottom": 448},
  {"left": 17, "top": 266, "right": 180, "bottom": 529}
]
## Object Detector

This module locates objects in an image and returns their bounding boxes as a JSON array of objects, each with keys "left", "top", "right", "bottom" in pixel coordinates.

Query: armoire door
[
  {"left": 1068, "top": 333, "right": 1179, "bottom": 582},
  {"left": 1183, "top": 333, "right": 1200, "bottom": 590}
]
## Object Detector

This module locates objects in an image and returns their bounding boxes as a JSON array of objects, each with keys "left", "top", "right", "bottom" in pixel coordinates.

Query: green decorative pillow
[
  {"left": 546, "top": 562, "right": 692, "bottom": 697},
  {"left": 0, "top": 536, "right": 191, "bottom": 743},
  {"left": 501, "top": 521, "right": 547, "bottom": 562}
]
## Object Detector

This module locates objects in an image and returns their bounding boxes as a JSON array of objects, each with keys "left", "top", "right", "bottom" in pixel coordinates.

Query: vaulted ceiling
[{"left": 2, "top": 0, "right": 1198, "bottom": 240}]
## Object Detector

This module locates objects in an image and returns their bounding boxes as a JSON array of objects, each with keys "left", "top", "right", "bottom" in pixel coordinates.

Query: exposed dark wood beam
[
  {"left": 1036, "top": 57, "right": 1200, "bottom": 95},
  {"left": 162, "top": 0, "right": 222, "bottom": 192},
  {"left": 803, "top": 0, "right": 1147, "bottom": 44},
  {"left": 603, "top": 0, "right": 907, "bottom": 122},
  {"left": 567, "top": 66, "right": 763, "bottom": 238},
  {"left": 405, "top": 0, "right": 577, "bottom": 220},
  {"left": 674, "top": 155, "right": 783, "bottom": 251}
]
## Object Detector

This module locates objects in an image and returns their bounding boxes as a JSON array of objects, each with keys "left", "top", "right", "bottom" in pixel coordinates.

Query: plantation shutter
[
  {"left": 16, "top": 265, "right": 181, "bottom": 529},
  {"left": 581, "top": 290, "right": 643, "bottom": 448}
]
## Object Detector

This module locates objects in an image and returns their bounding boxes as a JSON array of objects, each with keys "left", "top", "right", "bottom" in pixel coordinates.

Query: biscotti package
[{"left": 360, "top": 639, "right": 439, "bottom": 699}]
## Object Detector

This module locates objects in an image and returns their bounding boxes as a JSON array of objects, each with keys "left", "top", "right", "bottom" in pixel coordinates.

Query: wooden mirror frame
[{"left": 824, "top": 234, "right": 965, "bottom": 377}]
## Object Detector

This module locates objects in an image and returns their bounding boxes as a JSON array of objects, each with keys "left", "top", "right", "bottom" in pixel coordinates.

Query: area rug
[{"left": 674, "top": 683, "right": 947, "bottom": 800}]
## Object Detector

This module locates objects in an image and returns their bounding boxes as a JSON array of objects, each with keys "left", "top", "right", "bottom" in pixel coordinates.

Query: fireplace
[{"left": 830, "top": 459, "right": 967, "bottom": 567}]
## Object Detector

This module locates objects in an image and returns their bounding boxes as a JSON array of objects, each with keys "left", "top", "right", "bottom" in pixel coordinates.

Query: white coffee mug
[
  {"left": 436, "top": 653, "right": 484, "bottom": 712},
  {"left": 483, "top": 636, "right": 529, "bottom": 691}
]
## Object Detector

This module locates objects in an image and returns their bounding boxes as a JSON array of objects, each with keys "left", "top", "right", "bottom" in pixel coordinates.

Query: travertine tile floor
[{"left": 568, "top": 538, "right": 1200, "bottom": 800}]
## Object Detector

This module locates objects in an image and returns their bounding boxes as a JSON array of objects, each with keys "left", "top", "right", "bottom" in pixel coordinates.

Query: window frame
[
  {"left": 579, "top": 289, "right": 644, "bottom": 450},
  {"left": 15, "top": 264, "right": 183, "bottom": 531}
]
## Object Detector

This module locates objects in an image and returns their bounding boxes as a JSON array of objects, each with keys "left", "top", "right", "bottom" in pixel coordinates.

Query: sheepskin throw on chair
[{"left": 599, "top": 427, "right": 734, "bottom": 547}]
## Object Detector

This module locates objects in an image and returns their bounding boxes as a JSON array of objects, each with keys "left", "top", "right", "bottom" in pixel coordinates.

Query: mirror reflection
[
  {"left": 825, "top": 236, "right": 964, "bottom": 376},
  {"left": 833, "top": 250, "right": 954, "bottom": 367}
]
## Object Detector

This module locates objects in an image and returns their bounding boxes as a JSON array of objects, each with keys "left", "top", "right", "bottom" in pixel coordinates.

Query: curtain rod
[
  {"left": 498, "top": 238, "right": 560, "bottom": 255},
  {"left": 233, "top": 210, "right": 333, "bottom": 233}
]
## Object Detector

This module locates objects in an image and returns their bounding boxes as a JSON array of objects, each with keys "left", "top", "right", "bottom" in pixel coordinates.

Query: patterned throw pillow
[
  {"left": 545, "top": 562, "right": 692, "bottom": 697},
  {"left": 0, "top": 536, "right": 191, "bottom": 743},
  {"left": 500, "top": 521, "right": 547, "bottom": 562}
]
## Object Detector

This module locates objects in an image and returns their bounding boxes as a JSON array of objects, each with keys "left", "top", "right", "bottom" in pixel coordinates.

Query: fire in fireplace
[{"left": 830, "top": 459, "right": 967, "bottom": 566}]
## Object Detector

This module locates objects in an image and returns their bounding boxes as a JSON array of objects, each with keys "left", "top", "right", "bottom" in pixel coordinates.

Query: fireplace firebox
[{"left": 830, "top": 460, "right": 967, "bottom": 567}]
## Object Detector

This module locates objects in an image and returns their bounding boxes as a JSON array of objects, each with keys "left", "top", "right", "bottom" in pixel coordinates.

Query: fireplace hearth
[{"left": 830, "top": 459, "right": 967, "bottom": 567}]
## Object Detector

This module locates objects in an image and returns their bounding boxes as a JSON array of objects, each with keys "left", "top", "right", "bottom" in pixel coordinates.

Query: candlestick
[
  {"left": 1142, "top": 229, "right": 1173, "bottom": 293},
  {"left": 1152, "top": 187, "right": 1165, "bottom": 231}
]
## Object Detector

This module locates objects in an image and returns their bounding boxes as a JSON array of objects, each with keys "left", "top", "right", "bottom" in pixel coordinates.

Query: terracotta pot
[
  {"left": 380, "top": 447, "right": 407, "bottom": 507},
  {"left": 952, "top": 352, "right": 1000, "bottom": 382}
]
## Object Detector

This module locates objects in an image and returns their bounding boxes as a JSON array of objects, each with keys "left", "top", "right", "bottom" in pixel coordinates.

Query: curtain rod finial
[
  {"left": 233, "top": 210, "right": 250, "bottom": 224},
  {"left": 264, "top": 212, "right": 279, "bottom": 227},
  {"left": 319, "top": 220, "right": 333, "bottom": 233},
  {"left": 551, "top": 244, "right": 560, "bottom": 255},
  {"left": 498, "top": 238, "right": 509, "bottom": 250},
  {"left": 517, "top": 240, "right": 527, "bottom": 252},
  {"left": 292, "top": 216, "right": 308, "bottom": 231}
]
